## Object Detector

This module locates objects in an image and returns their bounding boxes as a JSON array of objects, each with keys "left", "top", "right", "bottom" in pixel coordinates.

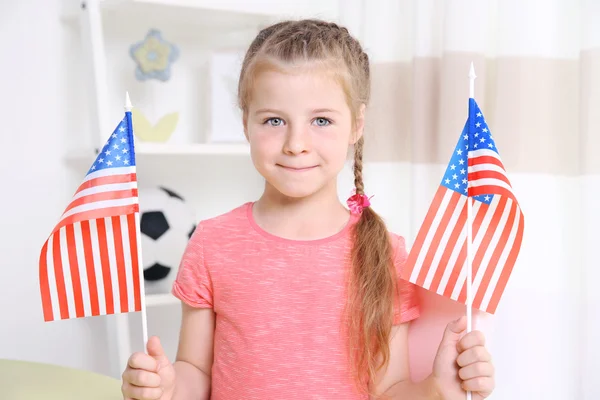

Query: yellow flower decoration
[{"left": 130, "top": 29, "right": 179, "bottom": 81}]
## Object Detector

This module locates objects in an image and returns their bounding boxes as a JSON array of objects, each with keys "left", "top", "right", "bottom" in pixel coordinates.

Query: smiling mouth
[{"left": 277, "top": 164, "right": 318, "bottom": 171}]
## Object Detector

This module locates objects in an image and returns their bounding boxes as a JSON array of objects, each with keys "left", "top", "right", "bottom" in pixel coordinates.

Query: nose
[{"left": 282, "top": 122, "right": 311, "bottom": 155}]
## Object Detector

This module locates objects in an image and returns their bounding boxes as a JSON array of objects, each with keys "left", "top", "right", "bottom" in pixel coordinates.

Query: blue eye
[
  {"left": 265, "top": 118, "right": 284, "bottom": 126},
  {"left": 314, "top": 117, "right": 331, "bottom": 126}
]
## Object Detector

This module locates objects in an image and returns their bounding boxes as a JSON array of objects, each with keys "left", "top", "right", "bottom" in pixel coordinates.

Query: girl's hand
[
  {"left": 121, "top": 336, "right": 176, "bottom": 400},
  {"left": 431, "top": 316, "right": 495, "bottom": 400}
]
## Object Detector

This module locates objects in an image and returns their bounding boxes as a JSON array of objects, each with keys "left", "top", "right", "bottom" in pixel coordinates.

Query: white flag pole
[
  {"left": 126, "top": 91, "right": 149, "bottom": 350},
  {"left": 466, "top": 63, "right": 476, "bottom": 400}
]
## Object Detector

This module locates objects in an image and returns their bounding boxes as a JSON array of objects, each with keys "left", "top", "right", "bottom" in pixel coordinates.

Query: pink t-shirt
[{"left": 172, "top": 202, "right": 420, "bottom": 399}]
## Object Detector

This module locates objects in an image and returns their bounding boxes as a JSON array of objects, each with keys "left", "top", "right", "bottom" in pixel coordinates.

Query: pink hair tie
[{"left": 347, "top": 189, "right": 373, "bottom": 215}]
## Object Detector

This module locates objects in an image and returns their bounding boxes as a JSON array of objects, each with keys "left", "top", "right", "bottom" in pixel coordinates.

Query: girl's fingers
[
  {"left": 457, "top": 330, "right": 486, "bottom": 352},
  {"left": 456, "top": 345, "right": 492, "bottom": 367},
  {"left": 122, "top": 368, "right": 161, "bottom": 387},
  {"left": 459, "top": 361, "right": 495, "bottom": 381},
  {"left": 461, "top": 376, "right": 495, "bottom": 394},
  {"left": 127, "top": 352, "right": 159, "bottom": 372},
  {"left": 121, "top": 381, "right": 164, "bottom": 400}
]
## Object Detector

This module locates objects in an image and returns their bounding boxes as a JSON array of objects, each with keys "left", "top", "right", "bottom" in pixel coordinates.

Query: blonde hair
[{"left": 237, "top": 19, "right": 398, "bottom": 396}]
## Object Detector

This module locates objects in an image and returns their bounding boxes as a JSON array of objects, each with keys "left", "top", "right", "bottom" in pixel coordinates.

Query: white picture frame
[{"left": 207, "top": 49, "right": 247, "bottom": 143}]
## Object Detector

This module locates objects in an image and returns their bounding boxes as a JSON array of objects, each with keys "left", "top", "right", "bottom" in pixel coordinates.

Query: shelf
[
  {"left": 62, "top": 0, "right": 339, "bottom": 40},
  {"left": 65, "top": 142, "right": 250, "bottom": 164},
  {"left": 134, "top": 142, "right": 250, "bottom": 155},
  {"left": 145, "top": 292, "right": 180, "bottom": 307},
  {"left": 98, "top": 0, "right": 336, "bottom": 19}
]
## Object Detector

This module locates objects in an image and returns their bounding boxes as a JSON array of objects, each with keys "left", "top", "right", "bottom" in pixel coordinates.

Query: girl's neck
[{"left": 252, "top": 183, "right": 352, "bottom": 241}]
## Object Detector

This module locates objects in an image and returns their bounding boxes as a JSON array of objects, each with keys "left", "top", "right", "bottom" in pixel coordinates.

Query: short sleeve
[
  {"left": 171, "top": 223, "right": 214, "bottom": 308},
  {"left": 391, "top": 234, "right": 420, "bottom": 325}
]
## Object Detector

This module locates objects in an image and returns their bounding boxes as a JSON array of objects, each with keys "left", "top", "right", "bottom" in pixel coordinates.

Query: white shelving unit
[
  {"left": 70, "top": 0, "right": 347, "bottom": 379},
  {"left": 129, "top": 142, "right": 251, "bottom": 155},
  {"left": 65, "top": 143, "right": 251, "bottom": 165}
]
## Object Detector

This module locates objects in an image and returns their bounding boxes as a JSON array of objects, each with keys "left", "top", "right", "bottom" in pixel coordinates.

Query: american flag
[
  {"left": 401, "top": 98, "right": 524, "bottom": 314},
  {"left": 39, "top": 111, "right": 143, "bottom": 321}
]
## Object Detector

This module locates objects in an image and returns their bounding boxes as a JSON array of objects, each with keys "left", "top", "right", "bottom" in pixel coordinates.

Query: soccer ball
[{"left": 139, "top": 186, "right": 196, "bottom": 295}]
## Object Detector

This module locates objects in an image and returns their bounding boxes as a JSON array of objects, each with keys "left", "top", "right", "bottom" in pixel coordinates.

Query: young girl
[{"left": 121, "top": 19, "right": 495, "bottom": 400}]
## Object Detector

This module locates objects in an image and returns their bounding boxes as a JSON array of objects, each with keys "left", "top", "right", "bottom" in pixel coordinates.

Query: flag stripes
[
  {"left": 65, "top": 188, "right": 138, "bottom": 214},
  {"left": 404, "top": 187, "right": 522, "bottom": 313},
  {"left": 40, "top": 214, "right": 142, "bottom": 321},
  {"left": 468, "top": 149, "right": 516, "bottom": 201},
  {"left": 50, "top": 167, "right": 138, "bottom": 234}
]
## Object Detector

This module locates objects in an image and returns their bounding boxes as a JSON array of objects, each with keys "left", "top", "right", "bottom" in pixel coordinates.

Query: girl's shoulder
[{"left": 189, "top": 202, "right": 253, "bottom": 244}]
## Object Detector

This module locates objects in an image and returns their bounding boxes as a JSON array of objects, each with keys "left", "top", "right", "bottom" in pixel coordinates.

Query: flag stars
[
  {"left": 439, "top": 103, "right": 499, "bottom": 205},
  {"left": 86, "top": 118, "right": 134, "bottom": 175}
]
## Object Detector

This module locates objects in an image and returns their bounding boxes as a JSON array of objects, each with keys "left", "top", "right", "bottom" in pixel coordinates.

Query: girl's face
[{"left": 244, "top": 67, "right": 364, "bottom": 199}]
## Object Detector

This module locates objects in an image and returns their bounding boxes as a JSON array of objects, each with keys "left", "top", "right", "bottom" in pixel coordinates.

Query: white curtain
[{"left": 337, "top": 0, "right": 599, "bottom": 398}]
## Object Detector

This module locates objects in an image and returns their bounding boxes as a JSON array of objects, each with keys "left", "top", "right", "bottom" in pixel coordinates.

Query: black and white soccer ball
[{"left": 139, "top": 186, "right": 196, "bottom": 295}]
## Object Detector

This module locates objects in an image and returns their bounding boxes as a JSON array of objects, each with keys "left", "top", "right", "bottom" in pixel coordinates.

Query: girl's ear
[{"left": 350, "top": 103, "right": 366, "bottom": 144}]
